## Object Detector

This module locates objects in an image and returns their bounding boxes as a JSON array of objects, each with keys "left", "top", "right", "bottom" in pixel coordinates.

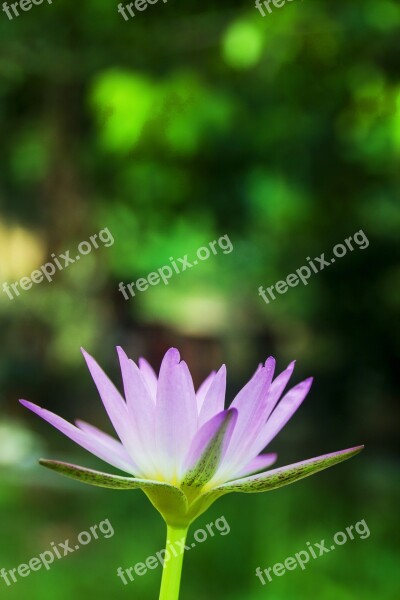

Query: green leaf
[
  {"left": 213, "top": 445, "right": 364, "bottom": 494},
  {"left": 39, "top": 459, "right": 190, "bottom": 527},
  {"left": 39, "top": 459, "right": 178, "bottom": 492}
]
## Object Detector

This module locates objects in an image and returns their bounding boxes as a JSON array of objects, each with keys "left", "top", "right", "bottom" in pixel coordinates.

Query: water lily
[{"left": 20, "top": 347, "right": 363, "bottom": 599}]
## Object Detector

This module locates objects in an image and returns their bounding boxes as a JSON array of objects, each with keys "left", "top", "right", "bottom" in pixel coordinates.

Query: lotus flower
[{"left": 20, "top": 347, "right": 363, "bottom": 600}]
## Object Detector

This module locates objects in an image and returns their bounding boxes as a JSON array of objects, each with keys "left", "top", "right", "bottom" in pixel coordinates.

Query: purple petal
[
  {"left": 182, "top": 408, "right": 238, "bottom": 486},
  {"left": 251, "top": 377, "right": 313, "bottom": 456},
  {"left": 81, "top": 348, "right": 156, "bottom": 471},
  {"left": 81, "top": 348, "right": 130, "bottom": 443},
  {"left": 252, "top": 363, "right": 263, "bottom": 376},
  {"left": 214, "top": 446, "right": 364, "bottom": 493},
  {"left": 242, "top": 361, "right": 296, "bottom": 441},
  {"left": 237, "top": 361, "right": 296, "bottom": 461},
  {"left": 221, "top": 359, "right": 276, "bottom": 470},
  {"left": 196, "top": 371, "right": 216, "bottom": 412},
  {"left": 116, "top": 347, "right": 156, "bottom": 462},
  {"left": 155, "top": 348, "right": 197, "bottom": 479},
  {"left": 138, "top": 357, "right": 158, "bottom": 400},
  {"left": 198, "top": 365, "right": 227, "bottom": 427},
  {"left": 230, "top": 357, "right": 276, "bottom": 436},
  {"left": 75, "top": 419, "right": 134, "bottom": 465},
  {"left": 232, "top": 453, "right": 278, "bottom": 479},
  {"left": 267, "top": 360, "right": 296, "bottom": 413},
  {"left": 20, "top": 400, "right": 138, "bottom": 474}
]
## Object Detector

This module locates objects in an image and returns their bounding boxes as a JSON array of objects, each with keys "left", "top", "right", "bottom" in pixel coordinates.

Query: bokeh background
[{"left": 1, "top": 0, "right": 399, "bottom": 598}]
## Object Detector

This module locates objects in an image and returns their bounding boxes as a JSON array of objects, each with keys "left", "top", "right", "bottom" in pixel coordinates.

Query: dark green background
[{"left": 0, "top": 0, "right": 399, "bottom": 598}]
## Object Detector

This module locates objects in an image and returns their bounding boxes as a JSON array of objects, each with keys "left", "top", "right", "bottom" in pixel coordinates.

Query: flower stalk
[{"left": 159, "top": 525, "right": 189, "bottom": 600}]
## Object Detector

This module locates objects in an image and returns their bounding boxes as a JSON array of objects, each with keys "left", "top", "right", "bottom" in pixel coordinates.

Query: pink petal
[
  {"left": 252, "top": 377, "right": 313, "bottom": 456},
  {"left": 222, "top": 359, "right": 275, "bottom": 466},
  {"left": 198, "top": 365, "right": 226, "bottom": 427},
  {"left": 82, "top": 348, "right": 155, "bottom": 472},
  {"left": 116, "top": 347, "right": 156, "bottom": 468},
  {"left": 227, "top": 360, "right": 297, "bottom": 472},
  {"left": 80, "top": 348, "right": 130, "bottom": 443},
  {"left": 75, "top": 419, "right": 134, "bottom": 465},
  {"left": 20, "top": 400, "right": 138, "bottom": 474},
  {"left": 267, "top": 360, "right": 296, "bottom": 415},
  {"left": 196, "top": 371, "right": 216, "bottom": 412},
  {"left": 138, "top": 357, "right": 158, "bottom": 400},
  {"left": 155, "top": 348, "right": 197, "bottom": 479},
  {"left": 232, "top": 453, "right": 278, "bottom": 479},
  {"left": 182, "top": 408, "right": 238, "bottom": 484},
  {"left": 251, "top": 363, "right": 263, "bottom": 377},
  {"left": 230, "top": 357, "right": 276, "bottom": 435}
]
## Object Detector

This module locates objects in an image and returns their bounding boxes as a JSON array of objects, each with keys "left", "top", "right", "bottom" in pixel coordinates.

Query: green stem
[{"left": 159, "top": 525, "right": 189, "bottom": 600}]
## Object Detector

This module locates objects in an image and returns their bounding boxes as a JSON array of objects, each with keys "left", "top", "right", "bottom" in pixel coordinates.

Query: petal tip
[
  {"left": 19, "top": 399, "right": 36, "bottom": 410},
  {"left": 265, "top": 356, "right": 276, "bottom": 368},
  {"left": 163, "top": 347, "right": 181, "bottom": 364},
  {"left": 116, "top": 346, "right": 129, "bottom": 363},
  {"left": 80, "top": 347, "right": 93, "bottom": 363},
  {"left": 352, "top": 444, "right": 365, "bottom": 453}
]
